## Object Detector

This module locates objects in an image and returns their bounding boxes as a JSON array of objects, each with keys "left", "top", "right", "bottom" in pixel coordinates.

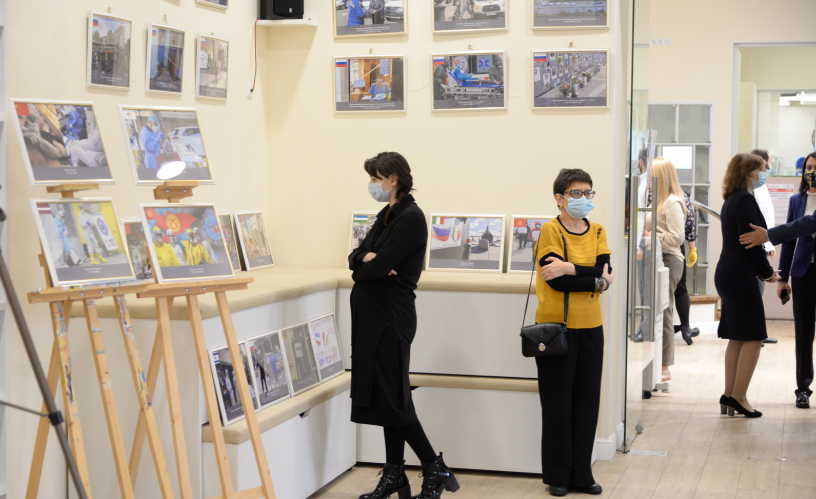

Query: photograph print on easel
[
  {"left": 122, "top": 219, "right": 155, "bottom": 282},
  {"left": 197, "top": 34, "right": 229, "bottom": 100},
  {"left": 32, "top": 199, "right": 136, "bottom": 287},
  {"left": 218, "top": 214, "right": 242, "bottom": 272},
  {"left": 11, "top": 100, "right": 114, "bottom": 185},
  {"left": 281, "top": 323, "right": 321, "bottom": 395},
  {"left": 146, "top": 23, "right": 185, "bottom": 94},
  {"left": 87, "top": 12, "right": 132, "bottom": 90},
  {"left": 234, "top": 212, "right": 274, "bottom": 271},
  {"left": 334, "top": 0, "right": 407, "bottom": 38},
  {"left": 308, "top": 314, "right": 345, "bottom": 381},
  {"left": 246, "top": 331, "right": 291, "bottom": 409}
]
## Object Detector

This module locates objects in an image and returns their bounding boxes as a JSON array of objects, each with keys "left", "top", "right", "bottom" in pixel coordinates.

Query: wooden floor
[{"left": 311, "top": 321, "right": 810, "bottom": 499}]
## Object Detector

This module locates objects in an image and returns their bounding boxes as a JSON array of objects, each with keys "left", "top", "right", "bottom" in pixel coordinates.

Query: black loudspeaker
[{"left": 260, "top": 0, "right": 304, "bottom": 20}]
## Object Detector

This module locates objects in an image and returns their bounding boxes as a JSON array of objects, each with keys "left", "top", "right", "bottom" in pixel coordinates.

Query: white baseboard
[{"left": 594, "top": 422, "right": 624, "bottom": 462}]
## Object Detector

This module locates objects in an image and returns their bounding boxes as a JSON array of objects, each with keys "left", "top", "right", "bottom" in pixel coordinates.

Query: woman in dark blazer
[
  {"left": 777, "top": 152, "right": 816, "bottom": 409},
  {"left": 349, "top": 152, "right": 458, "bottom": 499},
  {"left": 715, "top": 153, "right": 779, "bottom": 418}
]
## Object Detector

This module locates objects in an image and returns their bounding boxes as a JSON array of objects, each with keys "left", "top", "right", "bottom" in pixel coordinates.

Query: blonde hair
[{"left": 651, "top": 157, "right": 684, "bottom": 213}]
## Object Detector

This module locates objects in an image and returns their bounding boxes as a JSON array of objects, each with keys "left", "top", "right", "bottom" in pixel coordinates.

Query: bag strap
[{"left": 521, "top": 229, "right": 570, "bottom": 327}]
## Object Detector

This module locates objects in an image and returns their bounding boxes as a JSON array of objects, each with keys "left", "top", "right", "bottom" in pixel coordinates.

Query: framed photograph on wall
[
  {"left": 281, "top": 322, "right": 321, "bottom": 395},
  {"left": 32, "top": 198, "right": 135, "bottom": 287},
  {"left": 197, "top": 34, "right": 229, "bottom": 100},
  {"left": 139, "top": 204, "right": 234, "bottom": 283},
  {"left": 118, "top": 105, "right": 213, "bottom": 184},
  {"left": 334, "top": 55, "right": 406, "bottom": 113},
  {"left": 218, "top": 214, "right": 242, "bottom": 272},
  {"left": 507, "top": 216, "right": 554, "bottom": 273},
  {"left": 532, "top": 49, "right": 609, "bottom": 110},
  {"left": 87, "top": 12, "right": 132, "bottom": 90},
  {"left": 426, "top": 215, "right": 506, "bottom": 273},
  {"left": 349, "top": 212, "right": 377, "bottom": 253},
  {"left": 196, "top": 0, "right": 228, "bottom": 9},
  {"left": 209, "top": 343, "right": 258, "bottom": 426},
  {"left": 334, "top": 0, "right": 407, "bottom": 38},
  {"left": 433, "top": 0, "right": 507, "bottom": 34},
  {"left": 234, "top": 211, "right": 274, "bottom": 271},
  {"left": 122, "top": 219, "right": 155, "bottom": 282},
  {"left": 146, "top": 23, "right": 185, "bottom": 94},
  {"left": 431, "top": 51, "right": 506, "bottom": 111},
  {"left": 533, "top": 0, "right": 608, "bottom": 29},
  {"left": 308, "top": 314, "right": 345, "bottom": 381},
  {"left": 245, "top": 331, "right": 291, "bottom": 409},
  {"left": 10, "top": 100, "right": 114, "bottom": 185}
]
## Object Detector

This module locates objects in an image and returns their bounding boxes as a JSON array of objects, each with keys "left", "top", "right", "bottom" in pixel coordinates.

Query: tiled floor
[{"left": 312, "top": 321, "right": 809, "bottom": 498}]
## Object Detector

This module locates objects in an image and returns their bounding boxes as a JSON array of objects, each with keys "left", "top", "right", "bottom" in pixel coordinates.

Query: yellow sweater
[{"left": 534, "top": 218, "right": 610, "bottom": 329}]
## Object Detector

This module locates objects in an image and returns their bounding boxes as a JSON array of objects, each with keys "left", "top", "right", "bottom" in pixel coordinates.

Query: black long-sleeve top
[{"left": 716, "top": 189, "right": 774, "bottom": 280}]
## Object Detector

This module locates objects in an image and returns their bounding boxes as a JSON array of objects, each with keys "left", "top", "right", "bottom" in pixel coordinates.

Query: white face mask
[{"left": 368, "top": 180, "right": 392, "bottom": 202}]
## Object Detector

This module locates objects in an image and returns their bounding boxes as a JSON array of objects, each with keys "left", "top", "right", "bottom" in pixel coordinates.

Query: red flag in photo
[
  {"left": 15, "top": 103, "right": 30, "bottom": 117},
  {"left": 515, "top": 218, "right": 528, "bottom": 227}
]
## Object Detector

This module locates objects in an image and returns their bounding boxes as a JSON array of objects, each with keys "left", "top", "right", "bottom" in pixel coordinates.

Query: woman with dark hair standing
[
  {"left": 715, "top": 153, "right": 779, "bottom": 418},
  {"left": 349, "top": 152, "right": 458, "bottom": 499},
  {"left": 776, "top": 151, "right": 816, "bottom": 408}
]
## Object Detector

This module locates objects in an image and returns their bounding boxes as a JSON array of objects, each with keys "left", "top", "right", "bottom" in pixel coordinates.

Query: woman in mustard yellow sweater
[{"left": 534, "top": 168, "right": 613, "bottom": 497}]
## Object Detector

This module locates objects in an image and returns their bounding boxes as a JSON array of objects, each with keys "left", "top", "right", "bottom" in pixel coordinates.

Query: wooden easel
[
  {"left": 25, "top": 184, "right": 175, "bottom": 499},
  {"left": 128, "top": 181, "right": 277, "bottom": 499}
]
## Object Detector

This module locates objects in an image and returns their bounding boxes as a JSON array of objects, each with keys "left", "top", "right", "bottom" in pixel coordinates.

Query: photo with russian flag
[
  {"left": 308, "top": 314, "right": 345, "bottom": 381},
  {"left": 432, "top": 52, "right": 505, "bottom": 111},
  {"left": 533, "top": 50, "right": 609, "bottom": 109},
  {"left": 334, "top": 56, "right": 405, "bottom": 112},
  {"left": 88, "top": 12, "right": 131, "bottom": 89},
  {"left": 147, "top": 24, "right": 185, "bottom": 94},
  {"left": 138, "top": 203, "right": 234, "bottom": 283},
  {"left": 428, "top": 215, "right": 505, "bottom": 272},
  {"left": 508, "top": 216, "right": 553, "bottom": 272}
]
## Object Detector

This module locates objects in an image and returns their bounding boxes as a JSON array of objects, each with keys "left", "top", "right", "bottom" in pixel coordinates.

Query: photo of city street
[
  {"left": 533, "top": 50, "right": 608, "bottom": 108},
  {"left": 88, "top": 12, "right": 131, "bottom": 89},
  {"left": 434, "top": 0, "right": 506, "bottom": 32},
  {"left": 334, "top": 0, "right": 405, "bottom": 37},
  {"left": 197, "top": 35, "right": 228, "bottom": 100},
  {"left": 533, "top": 0, "right": 607, "bottom": 28},
  {"left": 508, "top": 217, "right": 552, "bottom": 272},
  {"left": 428, "top": 216, "right": 505, "bottom": 272},
  {"left": 147, "top": 24, "right": 185, "bottom": 94}
]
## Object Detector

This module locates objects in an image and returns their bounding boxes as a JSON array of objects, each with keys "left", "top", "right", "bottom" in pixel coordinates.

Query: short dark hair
[
  {"left": 364, "top": 151, "right": 415, "bottom": 201},
  {"left": 553, "top": 168, "right": 593, "bottom": 197},
  {"left": 798, "top": 151, "right": 816, "bottom": 193},
  {"left": 638, "top": 148, "right": 648, "bottom": 163},
  {"left": 751, "top": 149, "right": 770, "bottom": 161}
]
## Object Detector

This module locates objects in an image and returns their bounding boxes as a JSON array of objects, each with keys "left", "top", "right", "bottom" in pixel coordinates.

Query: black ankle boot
[
  {"left": 360, "top": 462, "right": 411, "bottom": 499},
  {"left": 411, "top": 453, "right": 460, "bottom": 498}
]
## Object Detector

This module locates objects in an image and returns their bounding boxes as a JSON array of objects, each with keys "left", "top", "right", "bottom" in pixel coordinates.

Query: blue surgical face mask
[
  {"left": 368, "top": 180, "right": 392, "bottom": 202},
  {"left": 565, "top": 197, "right": 594, "bottom": 219},
  {"left": 752, "top": 170, "right": 768, "bottom": 189}
]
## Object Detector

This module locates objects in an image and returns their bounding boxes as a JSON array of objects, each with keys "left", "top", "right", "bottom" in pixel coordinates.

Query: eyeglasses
[{"left": 562, "top": 189, "right": 596, "bottom": 200}]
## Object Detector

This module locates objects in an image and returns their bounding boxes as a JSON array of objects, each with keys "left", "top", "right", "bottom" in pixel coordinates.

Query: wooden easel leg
[
  {"left": 83, "top": 299, "right": 135, "bottom": 499},
  {"left": 129, "top": 296, "right": 174, "bottom": 482},
  {"left": 214, "top": 291, "right": 277, "bottom": 499},
  {"left": 113, "top": 296, "right": 175, "bottom": 499},
  {"left": 25, "top": 339, "right": 62, "bottom": 499},
  {"left": 187, "top": 294, "right": 236, "bottom": 499},
  {"left": 155, "top": 297, "right": 194, "bottom": 499}
]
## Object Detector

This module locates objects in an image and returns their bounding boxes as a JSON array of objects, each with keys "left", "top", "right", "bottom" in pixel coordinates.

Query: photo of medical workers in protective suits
[
  {"left": 139, "top": 204, "right": 234, "bottom": 283},
  {"left": 218, "top": 214, "right": 242, "bottom": 272},
  {"left": 234, "top": 212, "right": 274, "bottom": 270},
  {"left": 120, "top": 107, "right": 213, "bottom": 184},
  {"left": 533, "top": 0, "right": 607, "bottom": 28},
  {"left": 209, "top": 343, "right": 258, "bottom": 426},
  {"left": 123, "top": 219, "right": 155, "bottom": 282},
  {"left": 334, "top": 0, "right": 406, "bottom": 38},
  {"left": 282, "top": 323, "right": 320, "bottom": 395},
  {"left": 12, "top": 101, "right": 114, "bottom": 184},
  {"left": 533, "top": 50, "right": 608, "bottom": 109},
  {"left": 432, "top": 52, "right": 505, "bottom": 110},
  {"left": 33, "top": 199, "right": 135, "bottom": 287},
  {"left": 88, "top": 12, "right": 131, "bottom": 89},
  {"left": 507, "top": 216, "right": 553, "bottom": 272},
  {"left": 147, "top": 24, "right": 185, "bottom": 94},
  {"left": 309, "top": 314, "right": 345, "bottom": 381},
  {"left": 434, "top": 0, "right": 506, "bottom": 33},
  {"left": 246, "top": 332, "right": 291, "bottom": 409},
  {"left": 334, "top": 57, "right": 405, "bottom": 112},
  {"left": 427, "top": 215, "right": 505, "bottom": 272},
  {"left": 197, "top": 35, "right": 229, "bottom": 100}
]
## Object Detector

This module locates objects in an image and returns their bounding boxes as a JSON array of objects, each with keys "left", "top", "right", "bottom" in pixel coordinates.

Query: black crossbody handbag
[{"left": 520, "top": 231, "right": 569, "bottom": 357}]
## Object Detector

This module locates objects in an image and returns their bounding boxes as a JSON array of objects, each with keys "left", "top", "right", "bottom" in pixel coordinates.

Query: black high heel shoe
[
  {"left": 726, "top": 397, "right": 762, "bottom": 418},
  {"left": 719, "top": 395, "right": 729, "bottom": 415}
]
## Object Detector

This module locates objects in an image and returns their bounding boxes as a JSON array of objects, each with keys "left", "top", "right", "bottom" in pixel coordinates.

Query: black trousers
[
  {"left": 792, "top": 263, "right": 816, "bottom": 396},
  {"left": 674, "top": 244, "right": 691, "bottom": 329},
  {"left": 536, "top": 326, "right": 604, "bottom": 488}
]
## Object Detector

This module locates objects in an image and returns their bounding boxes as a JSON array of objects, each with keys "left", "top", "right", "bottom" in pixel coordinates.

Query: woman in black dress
[
  {"left": 715, "top": 153, "right": 779, "bottom": 418},
  {"left": 349, "top": 152, "right": 459, "bottom": 499}
]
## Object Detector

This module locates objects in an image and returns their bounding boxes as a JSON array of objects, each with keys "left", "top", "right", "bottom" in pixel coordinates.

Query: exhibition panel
[
  {"left": 234, "top": 211, "right": 275, "bottom": 271},
  {"left": 196, "top": 34, "right": 230, "bottom": 101},
  {"left": 218, "top": 213, "right": 243, "bottom": 272},
  {"left": 431, "top": 51, "right": 506, "bottom": 111},
  {"left": 145, "top": 23, "right": 186, "bottom": 95},
  {"left": 349, "top": 212, "right": 377, "bottom": 254},
  {"left": 532, "top": 49, "right": 610, "bottom": 109},
  {"left": 506, "top": 215, "right": 555, "bottom": 273},
  {"left": 426, "top": 214, "right": 506, "bottom": 273},
  {"left": 333, "top": 0, "right": 407, "bottom": 37},
  {"left": 87, "top": 12, "right": 133, "bottom": 91},
  {"left": 433, "top": 0, "right": 508, "bottom": 34},
  {"left": 333, "top": 55, "right": 406, "bottom": 113},
  {"left": 532, "top": 0, "right": 608, "bottom": 29}
]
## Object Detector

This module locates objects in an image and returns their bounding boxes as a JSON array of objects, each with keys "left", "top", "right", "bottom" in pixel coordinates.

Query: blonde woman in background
[{"left": 652, "top": 158, "right": 687, "bottom": 382}]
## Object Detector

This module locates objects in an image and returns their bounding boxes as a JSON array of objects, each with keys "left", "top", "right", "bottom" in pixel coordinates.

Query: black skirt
[{"left": 715, "top": 270, "right": 768, "bottom": 341}]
